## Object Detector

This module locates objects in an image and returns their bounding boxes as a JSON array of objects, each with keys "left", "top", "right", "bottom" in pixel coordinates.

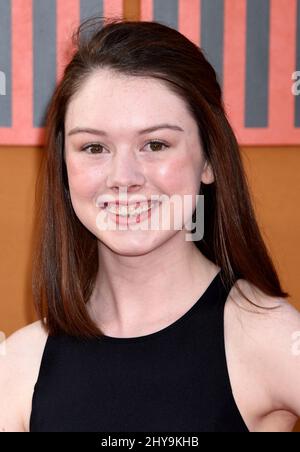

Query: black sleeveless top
[{"left": 30, "top": 270, "right": 249, "bottom": 432}]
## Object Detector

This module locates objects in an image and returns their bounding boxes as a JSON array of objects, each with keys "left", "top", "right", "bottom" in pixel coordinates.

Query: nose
[{"left": 106, "top": 149, "right": 145, "bottom": 191}]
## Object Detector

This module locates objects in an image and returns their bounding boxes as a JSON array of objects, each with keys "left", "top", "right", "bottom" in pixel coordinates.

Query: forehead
[{"left": 65, "top": 69, "right": 196, "bottom": 132}]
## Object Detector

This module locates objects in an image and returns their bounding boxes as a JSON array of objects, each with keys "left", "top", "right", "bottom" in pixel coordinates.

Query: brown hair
[{"left": 32, "top": 17, "right": 289, "bottom": 338}]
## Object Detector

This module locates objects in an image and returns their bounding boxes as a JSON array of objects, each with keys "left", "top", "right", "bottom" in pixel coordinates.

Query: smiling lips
[{"left": 103, "top": 200, "right": 159, "bottom": 217}]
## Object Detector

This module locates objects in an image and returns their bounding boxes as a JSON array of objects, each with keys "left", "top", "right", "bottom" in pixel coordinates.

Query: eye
[
  {"left": 143, "top": 140, "right": 170, "bottom": 152},
  {"left": 81, "top": 143, "right": 106, "bottom": 154}
]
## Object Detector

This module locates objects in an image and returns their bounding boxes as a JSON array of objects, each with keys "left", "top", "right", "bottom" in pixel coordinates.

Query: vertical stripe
[
  {"left": 103, "top": 0, "right": 123, "bottom": 21},
  {"left": 178, "top": 0, "right": 200, "bottom": 47},
  {"left": 140, "top": 0, "right": 153, "bottom": 21},
  {"left": 80, "top": 0, "right": 103, "bottom": 22},
  {"left": 296, "top": 0, "right": 300, "bottom": 127},
  {"left": 12, "top": 0, "right": 34, "bottom": 140},
  {"left": 33, "top": 0, "right": 57, "bottom": 127},
  {"left": 269, "top": 0, "right": 296, "bottom": 135},
  {"left": 153, "top": 0, "right": 178, "bottom": 30},
  {"left": 80, "top": 0, "right": 103, "bottom": 47},
  {"left": 57, "top": 0, "right": 80, "bottom": 82},
  {"left": 201, "top": 0, "right": 224, "bottom": 86},
  {"left": 123, "top": 0, "right": 140, "bottom": 20},
  {"left": 245, "top": 0, "right": 270, "bottom": 128},
  {"left": 0, "top": 0, "right": 12, "bottom": 126},
  {"left": 223, "top": 0, "right": 247, "bottom": 133}
]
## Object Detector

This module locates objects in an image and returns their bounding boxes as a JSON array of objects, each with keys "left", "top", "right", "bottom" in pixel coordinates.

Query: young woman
[{"left": 1, "top": 18, "right": 299, "bottom": 433}]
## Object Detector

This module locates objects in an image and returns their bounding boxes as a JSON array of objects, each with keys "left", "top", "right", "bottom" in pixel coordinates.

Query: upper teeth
[{"left": 105, "top": 202, "right": 157, "bottom": 217}]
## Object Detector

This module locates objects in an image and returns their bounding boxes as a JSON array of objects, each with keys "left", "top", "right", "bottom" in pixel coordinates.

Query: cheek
[
  {"left": 66, "top": 158, "right": 102, "bottom": 199},
  {"left": 155, "top": 154, "right": 202, "bottom": 195}
]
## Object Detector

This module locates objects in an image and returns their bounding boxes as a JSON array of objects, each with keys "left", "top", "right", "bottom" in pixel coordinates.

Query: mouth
[{"left": 100, "top": 200, "right": 161, "bottom": 225}]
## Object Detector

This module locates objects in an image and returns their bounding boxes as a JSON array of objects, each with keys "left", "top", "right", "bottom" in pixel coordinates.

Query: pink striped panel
[{"left": 1, "top": 0, "right": 299, "bottom": 146}]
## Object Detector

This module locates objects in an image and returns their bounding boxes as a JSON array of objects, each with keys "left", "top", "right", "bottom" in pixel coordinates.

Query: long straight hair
[{"left": 32, "top": 17, "right": 289, "bottom": 337}]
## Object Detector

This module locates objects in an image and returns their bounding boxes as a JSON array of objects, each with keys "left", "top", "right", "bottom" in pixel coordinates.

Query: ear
[{"left": 201, "top": 160, "right": 214, "bottom": 184}]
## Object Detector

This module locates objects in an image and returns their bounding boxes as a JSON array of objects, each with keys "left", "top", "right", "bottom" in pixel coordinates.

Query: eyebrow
[{"left": 67, "top": 123, "right": 184, "bottom": 137}]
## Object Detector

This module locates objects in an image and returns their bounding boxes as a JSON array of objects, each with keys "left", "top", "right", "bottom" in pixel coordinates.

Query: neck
[{"left": 87, "top": 230, "right": 219, "bottom": 337}]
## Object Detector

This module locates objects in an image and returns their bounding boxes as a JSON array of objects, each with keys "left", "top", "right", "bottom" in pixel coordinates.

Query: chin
[
  {"left": 102, "top": 241, "right": 156, "bottom": 257},
  {"left": 98, "top": 231, "right": 170, "bottom": 257}
]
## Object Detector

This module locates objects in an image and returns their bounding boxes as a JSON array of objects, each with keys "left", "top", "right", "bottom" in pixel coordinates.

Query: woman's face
[{"left": 64, "top": 69, "right": 213, "bottom": 255}]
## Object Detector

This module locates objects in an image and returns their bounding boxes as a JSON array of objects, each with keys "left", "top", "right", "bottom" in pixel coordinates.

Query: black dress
[{"left": 30, "top": 270, "right": 249, "bottom": 432}]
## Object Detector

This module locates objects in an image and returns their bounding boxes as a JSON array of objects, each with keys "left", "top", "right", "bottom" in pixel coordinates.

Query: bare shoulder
[
  {"left": 3, "top": 319, "right": 48, "bottom": 348},
  {"left": 225, "top": 278, "right": 300, "bottom": 431},
  {"left": 0, "top": 320, "right": 49, "bottom": 432},
  {"left": 227, "top": 278, "right": 300, "bottom": 338}
]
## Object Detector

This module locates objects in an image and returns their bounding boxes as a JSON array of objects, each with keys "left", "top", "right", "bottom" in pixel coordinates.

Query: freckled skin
[{"left": 64, "top": 69, "right": 214, "bottom": 255}]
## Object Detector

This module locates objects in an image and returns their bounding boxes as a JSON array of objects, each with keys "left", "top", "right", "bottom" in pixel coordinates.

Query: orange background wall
[{"left": 0, "top": 0, "right": 299, "bottom": 432}]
